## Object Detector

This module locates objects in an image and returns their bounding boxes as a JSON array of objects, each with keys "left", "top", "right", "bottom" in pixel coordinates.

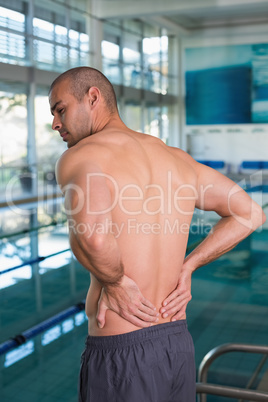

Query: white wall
[{"left": 186, "top": 127, "right": 268, "bottom": 172}]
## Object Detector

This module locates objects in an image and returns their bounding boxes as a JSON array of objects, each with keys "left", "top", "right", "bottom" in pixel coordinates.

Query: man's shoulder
[
  {"left": 56, "top": 139, "right": 111, "bottom": 186},
  {"left": 59, "top": 137, "right": 110, "bottom": 163},
  {"left": 167, "top": 146, "right": 199, "bottom": 176},
  {"left": 168, "top": 146, "right": 195, "bottom": 163}
]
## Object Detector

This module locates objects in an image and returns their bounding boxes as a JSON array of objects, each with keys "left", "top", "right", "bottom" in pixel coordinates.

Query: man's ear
[{"left": 87, "top": 86, "right": 100, "bottom": 107}]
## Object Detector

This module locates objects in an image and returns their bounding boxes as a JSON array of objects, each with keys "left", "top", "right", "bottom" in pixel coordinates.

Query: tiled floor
[{"left": 0, "top": 230, "right": 267, "bottom": 402}]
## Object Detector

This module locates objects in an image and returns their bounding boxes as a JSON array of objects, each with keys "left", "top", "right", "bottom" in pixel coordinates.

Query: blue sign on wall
[
  {"left": 186, "top": 66, "right": 251, "bottom": 124},
  {"left": 185, "top": 44, "right": 268, "bottom": 125}
]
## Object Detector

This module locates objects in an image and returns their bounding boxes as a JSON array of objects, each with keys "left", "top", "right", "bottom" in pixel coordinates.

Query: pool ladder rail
[{"left": 196, "top": 343, "right": 268, "bottom": 401}]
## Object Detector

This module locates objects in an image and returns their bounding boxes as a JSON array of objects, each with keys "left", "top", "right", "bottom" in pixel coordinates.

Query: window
[
  {"left": 0, "top": 6, "right": 26, "bottom": 64},
  {"left": 102, "top": 23, "right": 122, "bottom": 85},
  {"left": 123, "top": 31, "right": 141, "bottom": 88},
  {"left": 0, "top": 84, "right": 27, "bottom": 168},
  {"left": 124, "top": 102, "right": 142, "bottom": 132},
  {"left": 0, "top": 1, "right": 90, "bottom": 70}
]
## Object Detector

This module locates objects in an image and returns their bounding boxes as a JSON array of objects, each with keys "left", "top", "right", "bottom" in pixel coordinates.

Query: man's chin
[{"left": 67, "top": 138, "right": 79, "bottom": 148}]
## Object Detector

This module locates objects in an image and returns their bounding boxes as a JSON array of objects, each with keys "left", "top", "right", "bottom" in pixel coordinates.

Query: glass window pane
[
  {"left": 69, "top": 8, "right": 90, "bottom": 68},
  {"left": 0, "top": 88, "right": 27, "bottom": 167},
  {"left": 69, "top": 48, "right": 79, "bottom": 67},
  {"left": 123, "top": 32, "right": 140, "bottom": 65},
  {"left": 33, "top": 40, "right": 54, "bottom": 68},
  {"left": 0, "top": 6, "right": 25, "bottom": 32},
  {"left": 161, "top": 35, "right": 168, "bottom": 94},
  {"left": 144, "top": 104, "right": 161, "bottom": 137},
  {"left": 33, "top": 18, "right": 54, "bottom": 41},
  {"left": 161, "top": 106, "right": 169, "bottom": 143},
  {"left": 69, "top": 29, "right": 79, "bottom": 47},
  {"left": 35, "top": 90, "right": 66, "bottom": 225},
  {"left": 0, "top": 31, "right": 25, "bottom": 62},
  {"left": 35, "top": 90, "right": 66, "bottom": 168},
  {"left": 123, "top": 103, "right": 141, "bottom": 132},
  {"left": 102, "top": 40, "right": 120, "bottom": 60},
  {"left": 80, "top": 33, "right": 89, "bottom": 53},
  {"left": 55, "top": 25, "right": 68, "bottom": 45},
  {"left": 0, "top": 84, "right": 30, "bottom": 202},
  {"left": 123, "top": 32, "right": 141, "bottom": 87},
  {"left": 143, "top": 36, "right": 161, "bottom": 93},
  {"left": 55, "top": 45, "right": 68, "bottom": 68},
  {"left": 102, "top": 58, "right": 122, "bottom": 86},
  {"left": 0, "top": 7, "right": 26, "bottom": 64}
]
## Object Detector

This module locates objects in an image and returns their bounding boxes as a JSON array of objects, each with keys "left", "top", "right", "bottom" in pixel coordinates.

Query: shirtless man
[{"left": 49, "top": 67, "right": 265, "bottom": 402}]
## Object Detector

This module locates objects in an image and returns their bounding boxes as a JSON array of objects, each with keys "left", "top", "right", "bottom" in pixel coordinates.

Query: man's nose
[{"left": 52, "top": 116, "right": 62, "bottom": 131}]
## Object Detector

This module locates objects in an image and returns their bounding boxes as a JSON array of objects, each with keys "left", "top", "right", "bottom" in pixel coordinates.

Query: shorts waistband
[{"left": 85, "top": 320, "right": 187, "bottom": 349}]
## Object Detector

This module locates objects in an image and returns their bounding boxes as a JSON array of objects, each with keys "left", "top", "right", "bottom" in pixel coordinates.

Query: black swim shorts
[{"left": 78, "top": 320, "right": 196, "bottom": 402}]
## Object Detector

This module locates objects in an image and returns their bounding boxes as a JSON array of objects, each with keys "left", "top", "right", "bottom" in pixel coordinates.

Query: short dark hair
[{"left": 49, "top": 66, "right": 118, "bottom": 113}]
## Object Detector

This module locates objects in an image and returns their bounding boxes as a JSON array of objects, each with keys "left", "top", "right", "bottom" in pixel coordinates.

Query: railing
[
  {"left": 0, "top": 219, "right": 69, "bottom": 276},
  {"left": 196, "top": 382, "right": 268, "bottom": 401},
  {"left": 197, "top": 343, "right": 268, "bottom": 402},
  {"left": 0, "top": 219, "right": 67, "bottom": 240},
  {"left": 0, "top": 301, "right": 86, "bottom": 355},
  {"left": 0, "top": 248, "right": 71, "bottom": 276}
]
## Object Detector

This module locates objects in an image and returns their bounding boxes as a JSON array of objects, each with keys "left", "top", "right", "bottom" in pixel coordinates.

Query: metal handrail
[
  {"left": 0, "top": 248, "right": 71, "bottom": 275},
  {"left": 0, "top": 219, "right": 67, "bottom": 240},
  {"left": 196, "top": 382, "right": 268, "bottom": 401},
  {"left": 0, "top": 300, "right": 86, "bottom": 355},
  {"left": 0, "top": 191, "right": 63, "bottom": 209},
  {"left": 198, "top": 343, "right": 268, "bottom": 402}
]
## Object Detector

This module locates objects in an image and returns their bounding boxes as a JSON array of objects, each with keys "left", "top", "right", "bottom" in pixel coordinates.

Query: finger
[
  {"left": 140, "top": 296, "right": 157, "bottom": 311},
  {"left": 124, "top": 302, "right": 158, "bottom": 321},
  {"left": 160, "top": 292, "right": 191, "bottom": 313},
  {"left": 171, "top": 307, "right": 187, "bottom": 322},
  {"left": 121, "top": 312, "right": 158, "bottom": 328},
  {"left": 96, "top": 295, "right": 109, "bottom": 329},
  {"left": 160, "top": 296, "right": 192, "bottom": 318},
  {"left": 162, "top": 290, "right": 191, "bottom": 309},
  {"left": 139, "top": 303, "right": 159, "bottom": 317},
  {"left": 134, "top": 309, "right": 159, "bottom": 323},
  {"left": 162, "top": 289, "right": 181, "bottom": 307}
]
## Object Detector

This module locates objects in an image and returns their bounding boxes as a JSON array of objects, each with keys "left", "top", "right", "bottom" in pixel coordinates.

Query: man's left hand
[{"left": 160, "top": 267, "right": 192, "bottom": 321}]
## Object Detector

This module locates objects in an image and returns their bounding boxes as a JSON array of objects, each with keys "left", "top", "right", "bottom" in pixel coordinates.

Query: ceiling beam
[
  {"left": 92, "top": 0, "right": 268, "bottom": 20},
  {"left": 146, "top": 16, "right": 190, "bottom": 36}
]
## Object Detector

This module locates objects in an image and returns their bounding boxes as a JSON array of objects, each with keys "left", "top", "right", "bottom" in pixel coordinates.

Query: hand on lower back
[
  {"left": 96, "top": 274, "right": 159, "bottom": 328},
  {"left": 160, "top": 267, "right": 192, "bottom": 321}
]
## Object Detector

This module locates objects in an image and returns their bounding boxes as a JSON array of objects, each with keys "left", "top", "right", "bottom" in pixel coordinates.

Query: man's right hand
[{"left": 96, "top": 274, "right": 159, "bottom": 329}]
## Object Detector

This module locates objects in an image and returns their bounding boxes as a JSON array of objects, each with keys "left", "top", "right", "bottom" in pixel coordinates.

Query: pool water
[{"left": 0, "top": 230, "right": 267, "bottom": 401}]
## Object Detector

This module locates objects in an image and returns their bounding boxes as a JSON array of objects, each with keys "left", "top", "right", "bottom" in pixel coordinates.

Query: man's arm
[
  {"left": 186, "top": 163, "right": 265, "bottom": 268},
  {"left": 57, "top": 153, "right": 158, "bottom": 327},
  {"left": 161, "top": 160, "right": 266, "bottom": 320}
]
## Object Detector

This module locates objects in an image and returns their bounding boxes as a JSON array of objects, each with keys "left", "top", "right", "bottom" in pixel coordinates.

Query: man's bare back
[
  {"left": 51, "top": 67, "right": 264, "bottom": 336},
  {"left": 58, "top": 128, "right": 196, "bottom": 336}
]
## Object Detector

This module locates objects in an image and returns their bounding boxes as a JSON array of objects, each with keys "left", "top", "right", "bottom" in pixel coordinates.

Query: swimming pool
[{"left": 0, "top": 223, "right": 267, "bottom": 401}]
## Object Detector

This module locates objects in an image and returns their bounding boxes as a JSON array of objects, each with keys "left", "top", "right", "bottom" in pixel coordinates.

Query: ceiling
[{"left": 92, "top": 0, "right": 268, "bottom": 35}]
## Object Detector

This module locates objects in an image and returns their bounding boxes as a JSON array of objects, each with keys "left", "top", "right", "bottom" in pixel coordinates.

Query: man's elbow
[
  {"left": 261, "top": 208, "right": 267, "bottom": 226},
  {"left": 251, "top": 203, "right": 266, "bottom": 230},
  {"left": 86, "top": 233, "right": 108, "bottom": 252},
  {"left": 76, "top": 231, "right": 116, "bottom": 254}
]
